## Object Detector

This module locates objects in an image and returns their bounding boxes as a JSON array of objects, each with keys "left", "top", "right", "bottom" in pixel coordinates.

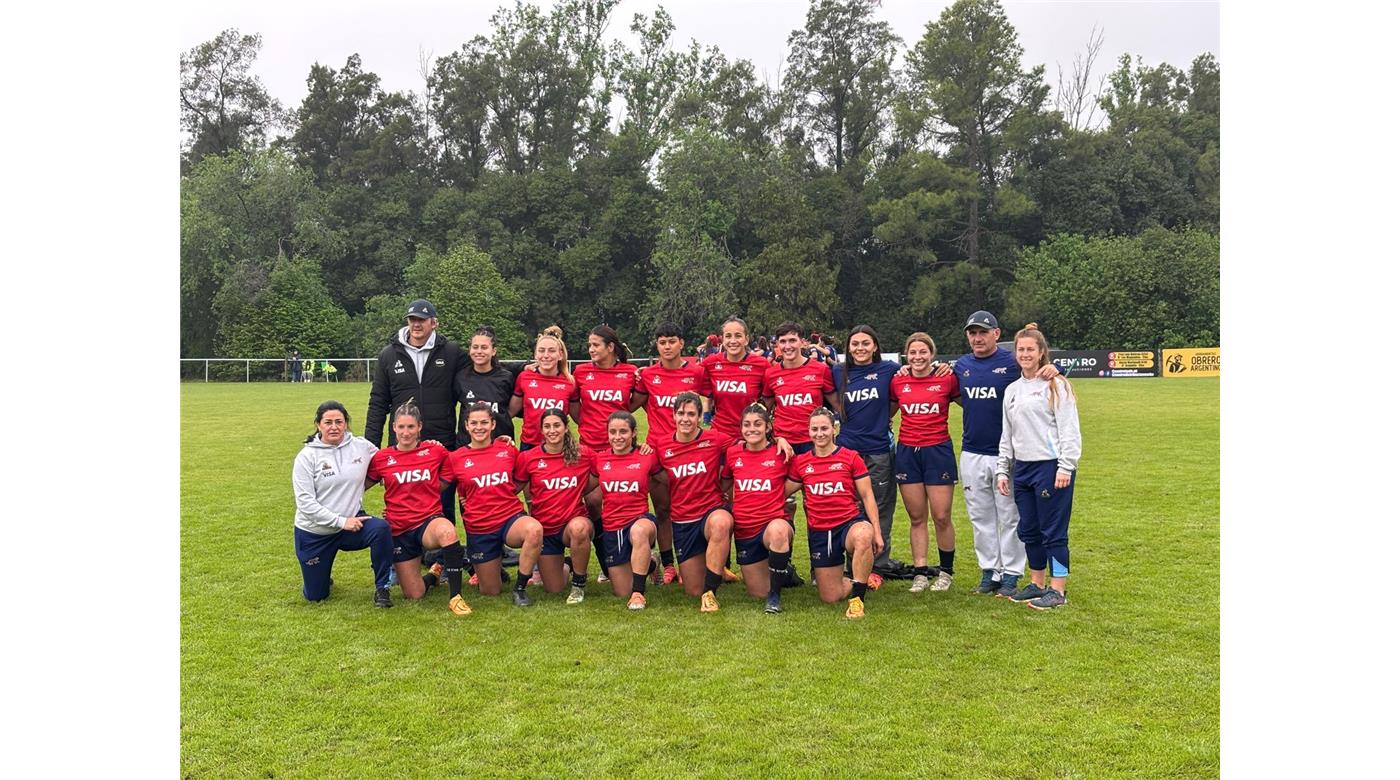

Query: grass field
[{"left": 181, "top": 378, "right": 1219, "bottom": 778}]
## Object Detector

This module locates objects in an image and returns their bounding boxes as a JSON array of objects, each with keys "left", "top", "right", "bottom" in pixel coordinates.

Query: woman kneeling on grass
[
  {"left": 996, "top": 324, "right": 1082, "bottom": 611},
  {"left": 292, "top": 400, "right": 394, "bottom": 607},
  {"left": 513, "top": 408, "right": 597, "bottom": 604},
  {"left": 591, "top": 411, "right": 664, "bottom": 610},
  {"left": 785, "top": 407, "right": 885, "bottom": 619},
  {"left": 366, "top": 399, "right": 471, "bottom": 615},
  {"left": 444, "top": 402, "right": 545, "bottom": 607},
  {"left": 657, "top": 392, "right": 738, "bottom": 613},
  {"left": 720, "top": 404, "right": 796, "bottom": 614}
]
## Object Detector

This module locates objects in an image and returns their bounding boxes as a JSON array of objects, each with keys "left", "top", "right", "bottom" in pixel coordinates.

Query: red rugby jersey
[
  {"left": 721, "top": 442, "right": 789, "bottom": 537},
  {"left": 787, "top": 446, "right": 868, "bottom": 531},
  {"left": 513, "top": 445, "right": 595, "bottom": 535},
  {"left": 514, "top": 371, "right": 577, "bottom": 445},
  {"left": 891, "top": 372, "right": 961, "bottom": 446},
  {"left": 658, "top": 428, "right": 731, "bottom": 522},
  {"left": 762, "top": 358, "right": 835, "bottom": 444},
  {"left": 367, "top": 443, "right": 449, "bottom": 534},
  {"left": 634, "top": 362, "right": 711, "bottom": 448},
  {"left": 591, "top": 448, "right": 661, "bottom": 531},
  {"left": 443, "top": 440, "right": 525, "bottom": 534},
  {"left": 701, "top": 352, "right": 770, "bottom": 439},
  {"left": 573, "top": 363, "right": 638, "bottom": 448}
]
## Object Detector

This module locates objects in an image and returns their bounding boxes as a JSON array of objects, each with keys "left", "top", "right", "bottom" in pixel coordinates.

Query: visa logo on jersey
[
  {"left": 901, "top": 403, "right": 942, "bottom": 414},
  {"left": 588, "top": 389, "right": 624, "bottom": 402},
  {"left": 603, "top": 480, "right": 640, "bottom": 492},
  {"left": 807, "top": 481, "right": 846, "bottom": 495},
  {"left": 543, "top": 476, "right": 578, "bottom": 490},
  {"left": 655, "top": 395, "right": 677, "bottom": 408},
  {"left": 736, "top": 478, "right": 772, "bottom": 491},
  {"left": 777, "top": 393, "right": 814, "bottom": 406},
  {"left": 529, "top": 398, "right": 567, "bottom": 410},
  {"left": 472, "top": 471, "right": 512, "bottom": 488},
  {"left": 846, "top": 387, "right": 881, "bottom": 402},
  {"left": 715, "top": 380, "right": 749, "bottom": 393},
  {"left": 669, "top": 461, "right": 708, "bottom": 478},
  {"left": 964, "top": 386, "right": 998, "bottom": 399},
  {"left": 393, "top": 469, "right": 434, "bottom": 484}
]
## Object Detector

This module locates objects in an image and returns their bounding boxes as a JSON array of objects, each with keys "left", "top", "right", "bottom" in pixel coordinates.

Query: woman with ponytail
[
  {"left": 995, "top": 324, "right": 1082, "bottom": 610},
  {"left": 719, "top": 404, "right": 797, "bottom": 613},
  {"left": 291, "top": 401, "right": 394, "bottom": 607},
  {"left": 509, "top": 326, "right": 577, "bottom": 453},
  {"left": 513, "top": 408, "right": 598, "bottom": 604}
]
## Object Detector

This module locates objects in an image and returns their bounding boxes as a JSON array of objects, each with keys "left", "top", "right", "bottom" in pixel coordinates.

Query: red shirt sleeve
[
  {"left": 821, "top": 363, "right": 835, "bottom": 394},
  {"left": 633, "top": 368, "right": 648, "bottom": 395},
  {"left": 511, "top": 452, "right": 530, "bottom": 483},
  {"left": 513, "top": 371, "right": 527, "bottom": 398},
  {"left": 367, "top": 451, "right": 383, "bottom": 482},
  {"left": 849, "top": 449, "right": 869, "bottom": 479}
]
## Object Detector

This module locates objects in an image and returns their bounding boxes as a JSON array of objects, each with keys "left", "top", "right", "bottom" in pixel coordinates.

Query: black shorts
[
  {"left": 807, "top": 517, "right": 870, "bottom": 569},
  {"left": 391, "top": 514, "right": 447, "bottom": 563}
]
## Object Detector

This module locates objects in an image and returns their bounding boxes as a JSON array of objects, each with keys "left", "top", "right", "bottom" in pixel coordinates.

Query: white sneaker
[
  {"left": 566, "top": 585, "right": 586, "bottom": 605},
  {"left": 597, "top": 571, "right": 609, "bottom": 583},
  {"left": 909, "top": 574, "right": 930, "bottom": 592},
  {"left": 932, "top": 571, "right": 954, "bottom": 591}
]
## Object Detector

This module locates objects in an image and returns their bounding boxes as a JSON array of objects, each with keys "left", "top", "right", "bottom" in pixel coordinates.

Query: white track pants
[{"left": 960, "top": 451, "right": 1025, "bottom": 578}]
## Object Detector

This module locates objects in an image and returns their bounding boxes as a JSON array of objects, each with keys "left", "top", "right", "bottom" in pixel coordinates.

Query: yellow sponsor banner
[
  {"left": 1108, "top": 351, "right": 1155, "bottom": 369},
  {"left": 1162, "top": 348, "right": 1220, "bottom": 377}
]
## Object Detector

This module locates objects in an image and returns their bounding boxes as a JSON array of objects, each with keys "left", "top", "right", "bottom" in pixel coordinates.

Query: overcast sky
[{"left": 181, "top": 0, "right": 1219, "bottom": 118}]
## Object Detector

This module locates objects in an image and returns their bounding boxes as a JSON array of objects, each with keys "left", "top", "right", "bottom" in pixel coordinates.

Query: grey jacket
[
  {"left": 292, "top": 433, "right": 380, "bottom": 535},
  {"left": 996, "top": 376, "right": 1082, "bottom": 478}
]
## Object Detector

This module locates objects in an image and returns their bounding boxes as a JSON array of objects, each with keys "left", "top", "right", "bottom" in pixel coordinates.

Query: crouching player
[
  {"left": 658, "top": 392, "right": 736, "bottom": 613},
  {"left": 721, "top": 404, "right": 795, "bottom": 613},
  {"left": 444, "top": 402, "right": 545, "bottom": 607},
  {"left": 785, "top": 408, "right": 884, "bottom": 618},
  {"left": 514, "top": 409, "right": 597, "bottom": 604},
  {"left": 592, "top": 411, "right": 664, "bottom": 610}
]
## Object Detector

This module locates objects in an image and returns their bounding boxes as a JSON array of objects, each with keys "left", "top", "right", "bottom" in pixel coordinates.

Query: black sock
[
  {"left": 647, "top": 557, "right": 657, "bottom": 575},
  {"left": 914, "top": 565, "right": 931, "bottom": 576},
  {"left": 703, "top": 568, "right": 722, "bottom": 594},
  {"left": 571, "top": 572, "right": 587, "bottom": 589},
  {"left": 515, "top": 570, "right": 530, "bottom": 592},
  {"left": 938, "top": 548, "right": 955, "bottom": 574},
  {"left": 443, "top": 542, "right": 464, "bottom": 598},
  {"left": 660, "top": 548, "right": 675, "bottom": 567},
  {"left": 768, "top": 551, "right": 791, "bottom": 596},
  {"left": 851, "top": 581, "right": 868, "bottom": 599},
  {"left": 631, "top": 572, "right": 647, "bottom": 595}
]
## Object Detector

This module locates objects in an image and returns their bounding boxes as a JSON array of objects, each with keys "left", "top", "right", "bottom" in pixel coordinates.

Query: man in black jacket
[{"left": 365, "top": 299, "right": 467, "bottom": 523}]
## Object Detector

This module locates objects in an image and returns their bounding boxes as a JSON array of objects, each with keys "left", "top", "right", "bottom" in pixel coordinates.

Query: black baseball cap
[
  {"left": 405, "top": 299, "right": 437, "bottom": 319},
  {"left": 964, "top": 311, "right": 999, "bottom": 330}
]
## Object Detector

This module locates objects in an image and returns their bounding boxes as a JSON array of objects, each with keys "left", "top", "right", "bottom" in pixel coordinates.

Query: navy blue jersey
[
  {"left": 954, "top": 348, "right": 1020, "bottom": 456},
  {"left": 833, "top": 359, "right": 900, "bottom": 454}
]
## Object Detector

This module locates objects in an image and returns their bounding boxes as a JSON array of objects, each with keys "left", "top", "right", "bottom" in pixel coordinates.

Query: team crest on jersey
[
  {"left": 553, "top": 383, "right": 566, "bottom": 390},
  {"left": 627, "top": 462, "right": 641, "bottom": 470},
  {"left": 351, "top": 457, "right": 361, "bottom": 464},
  {"left": 419, "top": 449, "right": 430, "bottom": 457},
  {"left": 865, "top": 373, "right": 878, "bottom": 381},
  {"left": 828, "top": 463, "right": 845, "bottom": 471},
  {"left": 762, "top": 460, "right": 776, "bottom": 467},
  {"left": 740, "top": 365, "right": 753, "bottom": 372},
  {"left": 803, "top": 374, "right": 816, "bottom": 382},
  {"left": 698, "top": 440, "right": 712, "bottom": 448},
  {"left": 497, "top": 450, "right": 509, "bottom": 458},
  {"left": 305, "top": 556, "right": 320, "bottom": 566},
  {"left": 682, "top": 377, "right": 695, "bottom": 384},
  {"left": 993, "top": 367, "right": 1008, "bottom": 374}
]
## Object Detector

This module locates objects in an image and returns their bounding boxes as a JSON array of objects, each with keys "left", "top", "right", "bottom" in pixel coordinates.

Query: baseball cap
[
  {"left": 964, "top": 311, "right": 999, "bottom": 330},
  {"left": 405, "top": 299, "right": 437, "bottom": 319}
]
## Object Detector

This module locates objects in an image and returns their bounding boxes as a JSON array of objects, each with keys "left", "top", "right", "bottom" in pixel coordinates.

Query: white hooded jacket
[{"left": 292, "top": 432, "right": 380, "bottom": 535}]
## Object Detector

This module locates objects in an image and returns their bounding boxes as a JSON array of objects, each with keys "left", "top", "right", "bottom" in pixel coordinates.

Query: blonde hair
[
  {"left": 1014, "top": 323, "right": 1074, "bottom": 408},
  {"left": 535, "top": 325, "right": 573, "bottom": 383},
  {"left": 903, "top": 332, "right": 937, "bottom": 362}
]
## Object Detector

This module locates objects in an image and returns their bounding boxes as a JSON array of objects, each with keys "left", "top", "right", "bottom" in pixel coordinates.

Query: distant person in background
[
  {"left": 291, "top": 349, "right": 302, "bottom": 383},
  {"left": 996, "top": 323, "right": 1081, "bottom": 610},
  {"left": 365, "top": 298, "right": 466, "bottom": 526},
  {"left": 291, "top": 401, "right": 393, "bottom": 607},
  {"left": 302, "top": 358, "right": 314, "bottom": 383},
  {"left": 754, "top": 335, "right": 772, "bottom": 359}
]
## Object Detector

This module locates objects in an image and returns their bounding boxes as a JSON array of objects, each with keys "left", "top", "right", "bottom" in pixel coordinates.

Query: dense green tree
[
  {"left": 419, "top": 243, "right": 529, "bottom": 357},
  {"left": 220, "top": 256, "right": 350, "bottom": 358},
  {"left": 180, "top": 30, "right": 282, "bottom": 172}
]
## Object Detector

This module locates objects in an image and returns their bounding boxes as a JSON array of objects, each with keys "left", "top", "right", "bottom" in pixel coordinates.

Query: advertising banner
[
  {"left": 1161, "top": 347, "right": 1220, "bottom": 377},
  {"left": 1050, "top": 350, "right": 1157, "bottom": 378}
]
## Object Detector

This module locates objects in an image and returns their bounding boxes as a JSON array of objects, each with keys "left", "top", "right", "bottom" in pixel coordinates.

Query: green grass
[{"left": 181, "top": 378, "right": 1219, "bottom": 778}]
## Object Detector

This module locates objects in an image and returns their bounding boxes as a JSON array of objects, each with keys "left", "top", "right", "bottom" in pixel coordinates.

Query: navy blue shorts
[
  {"left": 734, "top": 519, "right": 794, "bottom": 566},
  {"left": 894, "top": 441, "right": 958, "bottom": 485},
  {"left": 391, "top": 515, "right": 446, "bottom": 562},
  {"left": 672, "top": 505, "right": 730, "bottom": 563},
  {"left": 602, "top": 513, "right": 657, "bottom": 569},
  {"left": 466, "top": 512, "right": 528, "bottom": 564},
  {"left": 807, "top": 517, "right": 870, "bottom": 569}
]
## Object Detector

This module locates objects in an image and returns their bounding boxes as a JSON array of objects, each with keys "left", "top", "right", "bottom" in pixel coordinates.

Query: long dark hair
[
  {"left": 307, "top": 400, "right": 351, "bottom": 444},
  {"left": 739, "top": 402, "right": 775, "bottom": 447},
  {"left": 590, "top": 324, "right": 631, "bottom": 364},
  {"left": 471, "top": 326, "right": 502, "bottom": 371},
  {"left": 841, "top": 325, "right": 882, "bottom": 401},
  {"left": 540, "top": 407, "right": 580, "bottom": 465}
]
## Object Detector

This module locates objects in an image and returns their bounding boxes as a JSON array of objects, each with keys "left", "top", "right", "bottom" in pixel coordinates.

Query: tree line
[{"left": 180, "top": 0, "right": 1219, "bottom": 361}]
